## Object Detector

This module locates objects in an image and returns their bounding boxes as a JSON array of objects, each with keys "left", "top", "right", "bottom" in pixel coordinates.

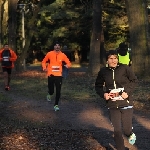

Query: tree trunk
[
  {"left": 125, "top": 0, "right": 150, "bottom": 77},
  {"left": 15, "top": 30, "right": 34, "bottom": 71},
  {"left": 0, "top": 0, "right": 2, "bottom": 48},
  {"left": 100, "top": 29, "right": 106, "bottom": 67},
  {"left": 1, "top": 0, "right": 8, "bottom": 45},
  {"left": 88, "top": 0, "right": 102, "bottom": 76},
  {"left": 8, "top": 0, "right": 18, "bottom": 51},
  {"left": 15, "top": 0, "right": 43, "bottom": 71}
]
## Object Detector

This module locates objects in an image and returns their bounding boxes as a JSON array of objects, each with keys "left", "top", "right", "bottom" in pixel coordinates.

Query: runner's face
[
  {"left": 107, "top": 55, "right": 118, "bottom": 67},
  {"left": 4, "top": 45, "right": 9, "bottom": 50},
  {"left": 54, "top": 44, "right": 60, "bottom": 51}
]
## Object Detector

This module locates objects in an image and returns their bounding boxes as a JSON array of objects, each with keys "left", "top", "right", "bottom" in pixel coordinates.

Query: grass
[
  {"left": 0, "top": 67, "right": 150, "bottom": 111},
  {"left": 0, "top": 69, "right": 97, "bottom": 102}
]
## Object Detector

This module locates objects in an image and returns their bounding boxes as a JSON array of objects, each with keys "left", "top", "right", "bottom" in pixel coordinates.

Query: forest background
[
  {"left": 1, "top": 1, "right": 150, "bottom": 149},
  {"left": 1, "top": 0, "right": 150, "bottom": 77}
]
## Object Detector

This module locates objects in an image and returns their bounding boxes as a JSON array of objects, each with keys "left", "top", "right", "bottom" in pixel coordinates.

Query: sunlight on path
[
  {"left": 134, "top": 114, "right": 150, "bottom": 130},
  {"left": 77, "top": 108, "right": 113, "bottom": 130}
]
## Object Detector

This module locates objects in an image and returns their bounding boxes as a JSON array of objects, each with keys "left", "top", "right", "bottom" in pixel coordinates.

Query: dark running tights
[
  {"left": 48, "top": 76, "right": 62, "bottom": 106},
  {"left": 109, "top": 108, "right": 133, "bottom": 150}
]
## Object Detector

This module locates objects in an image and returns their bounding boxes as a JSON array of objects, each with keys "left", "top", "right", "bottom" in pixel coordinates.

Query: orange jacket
[
  {"left": 42, "top": 50, "right": 71, "bottom": 76},
  {"left": 0, "top": 48, "right": 17, "bottom": 68}
]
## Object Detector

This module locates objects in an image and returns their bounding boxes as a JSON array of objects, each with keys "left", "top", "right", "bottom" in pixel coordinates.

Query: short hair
[
  {"left": 119, "top": 42, "right": 128, "bottom": 49},
  {"left": 118, "top": 42, "right": 128, "bottom": 56},
  {"left": 53, "top": 41, "right": 61, "bottom": 46},
  {"left": 106, "top": 50, "right": 118, "bottom": 60},
  {"left": 4, "top": 43, "right": 8, "bottom": 46}
]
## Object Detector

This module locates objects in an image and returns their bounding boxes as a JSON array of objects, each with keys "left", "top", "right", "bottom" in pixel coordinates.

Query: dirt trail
[
  {"left": 0, "top": 88, "right": 150, "bottom": 150},
  {"left": 0, "top": 66, "right": 150, "bottom": 150}
]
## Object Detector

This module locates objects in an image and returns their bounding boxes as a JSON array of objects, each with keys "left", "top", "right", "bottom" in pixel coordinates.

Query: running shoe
[
  {"left": 47, "top": 94, "right": 51, "bottom": 101},
  {"left": 54, "top": 105, "right": 59, "bottom": 111},
  {"left": 128, "top": 133, "right": 136, "bottom": 145},
  {"left": 5, "top": 86, "right": 10, "bottom": 91}
]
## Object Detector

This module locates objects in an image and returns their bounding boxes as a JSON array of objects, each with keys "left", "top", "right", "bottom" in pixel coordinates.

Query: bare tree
[{"left": 88, "top": 0, "right": 102, "bottom": 76}]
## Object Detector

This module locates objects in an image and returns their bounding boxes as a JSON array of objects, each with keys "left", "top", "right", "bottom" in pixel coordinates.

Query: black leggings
[
  {"left": 48, "top": 76, "right": 62, "bottom": 105},
  {"left": 2, "top": 67, "right": 12, "bottom": 74},
  {"left": 109, "top": 108, "right": 133, "bottom": 150}
]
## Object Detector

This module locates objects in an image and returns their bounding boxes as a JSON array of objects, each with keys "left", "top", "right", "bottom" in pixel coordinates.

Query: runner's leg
[
  {"left": 54, "top": 76, "right": 62, "bottom": 105},
  {"left": 109, "top": 108, "right": 125, "bottom": 150}
]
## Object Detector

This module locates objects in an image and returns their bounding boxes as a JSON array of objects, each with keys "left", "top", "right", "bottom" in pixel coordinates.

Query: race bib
[
  {"left": 52, "top": 66, "right": 60, "bottom": 72},
  {"left": 110, "top": 88, "right": 124, "bottom": 101},
  {"left": 3, "top": 56, "right": 9, "bottom": 61}
]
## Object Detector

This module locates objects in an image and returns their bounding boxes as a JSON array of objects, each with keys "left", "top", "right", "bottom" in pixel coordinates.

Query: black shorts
[{"left": 2, "top": 67, "right": 12, "bottom": 74}]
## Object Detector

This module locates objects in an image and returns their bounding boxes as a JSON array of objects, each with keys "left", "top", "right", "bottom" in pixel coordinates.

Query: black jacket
[{"left": 95, "top": 64, "right": 138, "bottom": 108}]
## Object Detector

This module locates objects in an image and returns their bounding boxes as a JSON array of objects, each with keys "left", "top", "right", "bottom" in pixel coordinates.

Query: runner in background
[
  {"left": 42, "top": 42, "right": 71, "bottom": 111},
  {"left": 117, "top": 42, "right": 132, "bottom": 66},
  {"left": 0, "top": 44, "right": 17, "bottom": 91}
]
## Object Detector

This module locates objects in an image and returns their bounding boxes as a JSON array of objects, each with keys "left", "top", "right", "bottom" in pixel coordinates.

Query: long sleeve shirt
[
  {"left": 42, "top": 50, "right": 71, "bottom": 76},
  {"left": 95, "top": 64, "right": 138, "bottom": 108},
  {"left": 0, "top": 48, "right": 17, "bottom": 68}
]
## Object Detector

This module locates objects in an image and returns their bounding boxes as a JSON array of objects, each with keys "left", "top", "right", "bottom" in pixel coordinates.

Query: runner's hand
[
  {"left": 104, "top": 93, "right": 119, "bottom": 100},
  {"left": 64, "top": 65, "right": 68, "bottom": 68},
  {"left": 121, "top": 92, "right": 128, "bottom": 99},
  {"left": 43, "top": 68, "right": 47, "bottom": 71},
  {"left": 104, "top": 93, "right": 110, "bottom": 100}
]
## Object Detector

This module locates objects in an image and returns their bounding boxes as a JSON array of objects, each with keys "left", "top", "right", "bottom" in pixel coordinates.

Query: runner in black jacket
[{"left": 95, "top": 50, "right": 138, "bottom": 150}]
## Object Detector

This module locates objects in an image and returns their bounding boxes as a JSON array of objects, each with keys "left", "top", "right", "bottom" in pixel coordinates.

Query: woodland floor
[{"left": 0, "top": 64, "right": 150, "bottom": 150}]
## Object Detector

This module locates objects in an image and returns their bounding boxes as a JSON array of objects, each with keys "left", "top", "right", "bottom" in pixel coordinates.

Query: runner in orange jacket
[
  {"left": 42, "top": 41, "right": 71, "bottom": 111},
  {"left": 0, "top": 44, "right": 17, "bottom": 90}
]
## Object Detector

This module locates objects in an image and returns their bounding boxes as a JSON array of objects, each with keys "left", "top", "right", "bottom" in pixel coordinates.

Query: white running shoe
[
  {"left": 54, "top": 105, "right": 60, "bottom": 111},
  {"left": 47, "top": 94, "right": 51, "bottom": 101},
  {"left": 128, "top": 133, "right": 136, "bottom": 145}
]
